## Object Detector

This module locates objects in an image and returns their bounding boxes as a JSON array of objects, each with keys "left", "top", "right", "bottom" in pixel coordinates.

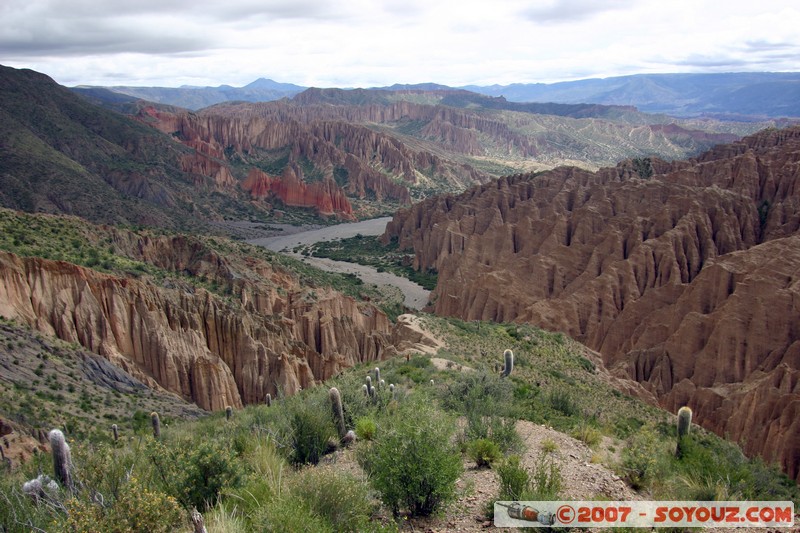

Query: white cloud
[{"left": 1, "top": 0, "right": 798, "bottom": 87}]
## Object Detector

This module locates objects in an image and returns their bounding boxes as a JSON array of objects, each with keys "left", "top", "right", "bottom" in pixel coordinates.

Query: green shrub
[
  {"left": 181, "top": 440, "right": 244, "bottom": 511},
  {"left": 540, "top": 438, "right": 558, "bottom": 454},
  {"left": 148, "top": 439, "right": 243, "bottom": 511},
  {"left": 358, "top": 395, "right": 462, "bottom": 517},
  {"left": 546, "top": 388, "right": 578, "bottom": 417},
  {"left": 496, "top": 455, "right": 530, "bottom": 500},
  {"left": 528, "top": 452, "right": 563, "bottom": 499},
  {"left": 467, "top": 438, "right": 502, "bottom": 468},
  {"left": 282, "top": 397, "right": 337, "bottom": 466},
  {"left": 571, "top": 423, "right": 602, "bottom": 448},
  {"left": 289, "top": 467, "right": 375, "bottom": 532},
  {"left": 355, "top": 417, "right": 377, "bottom": 441},
  {"left": 495, "top": 452, "right": 563, "bottom": 503},
  {"left": 58, "top": 477, "right": 185, "bottom": 533},
  {"left": 619, "top": 425, "right": 663, "bottom": 490},
  {"left": 256, "top": 496, "right": 335, "bottom": 533}
]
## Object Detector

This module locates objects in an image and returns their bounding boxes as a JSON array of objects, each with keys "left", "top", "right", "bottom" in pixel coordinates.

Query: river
[{"left": 247, "top": 217, "right": 431, "bottom": 310}]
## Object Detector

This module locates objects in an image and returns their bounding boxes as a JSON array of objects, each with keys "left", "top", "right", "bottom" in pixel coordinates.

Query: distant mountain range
[
  {"left": 77, "top": 72, "right": 800, "bottom": 118},
  {"left": 463, "top": 72, "right": 800, "bottom": 119},
  {"left": 74, "top": 78, "right": 306, "bottom": 110}
]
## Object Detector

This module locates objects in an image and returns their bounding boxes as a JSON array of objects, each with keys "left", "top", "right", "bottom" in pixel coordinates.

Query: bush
[
  {"left": 281, "top": 396, "right": 338, "bottom": 466},
  {"left": 496, "top": 455, "right": 530, "bottom": 500},
  {"left": 358, "top": 395, "right": 462, "bottom": 517},
  {"left": 59, "top": 477, "right": 185, "bottom": 533},
  {"left": 148, "top": 439, "right": 243, "bottom": 511},
  {"left": 256, "top": 496, "right": 335, "bottom": 533},
  {"left": 619, "top": 425, "right": 663, "bottom": 490},
  {"left": 540, "top": 438, "right": 558, "bottom": 454},
  {"left": 529, "top": 452, "right": 563, "bottom": 499},
  {"left": 571, "top": 423, "right": 602, "bottom": 448},
  {"left": 467, "top": 438, "right": 502, "bottom": 468},
  {"left": 546, "top": 388, "right": 579, "bottom": 417},
  {"left": 289, "top": 467, "right": 375, "bottom": 532},
  {"left": 355, "top": 417, "right": 377, "bottom": 441}
]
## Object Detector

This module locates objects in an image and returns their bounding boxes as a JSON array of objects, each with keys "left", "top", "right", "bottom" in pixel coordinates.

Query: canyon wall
[
  {"left": 383, "top": 127, "right": 800, "bottom": 480},
  {"left": 0, "top": 233, "right": 396, "bottom": 411}
]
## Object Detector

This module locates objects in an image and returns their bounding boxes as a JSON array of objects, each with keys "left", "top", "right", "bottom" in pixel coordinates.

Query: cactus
[
  {"left": 329, "top": 387, "right": 346, "bottom": 440},
  {"left": 362, "top": 384, "right": 369, "bottom": 396},
  {"left": 225, "top": 406, "right": 233, "bottom": 421},
  {"left": 342, "top": 430, "right": 356, "bottom": 446},
  {"left": 389, "top": 383, "right": 395, "bottom": 399},
  {"left": 368, "top": 384, "right": 375, "bottom": 398},
  {"left": 151, "top": 412, "right": 161, "bottom": 439},
  {"left": 366, "top": 375, "right": 372, "bottom": 388},
  {"left": 676, "top": 406, "right": 693, "bottom": 458},
  {"left": 48, "top": 429, "right": 74, "bottom": 493},
  {"left": 374, "top": 367, "right": 381, "bottom": 387},
  {"left": 430, "top": 379, "right": 435, "bottom": 386},
  {"left": 677, "top": 406, "right": 692, "bottom": 437},
  {"left": 380, "top": 379, "right": 386, "bottom": 389},
  {"left": 501, "top": 349, "right": 514, "bottom": 378},
  {"left": 111, "top": 424, "right": 118, "bottom": 442},
  {"left": 265, "top": 393, "right": 272, "bottom": 407}
]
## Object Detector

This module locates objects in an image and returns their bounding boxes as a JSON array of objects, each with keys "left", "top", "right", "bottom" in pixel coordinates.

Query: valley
[{"left": 1, "top": 62, "right": 799, "bottom": 531}]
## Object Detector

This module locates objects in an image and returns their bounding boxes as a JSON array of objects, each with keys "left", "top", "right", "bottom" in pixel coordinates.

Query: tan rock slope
[
  {"left": 383, "top": 126, "right": 800, "bottom": 480},
  {"left": 0, "top": 230, "right": 398, "bottom": 411}
]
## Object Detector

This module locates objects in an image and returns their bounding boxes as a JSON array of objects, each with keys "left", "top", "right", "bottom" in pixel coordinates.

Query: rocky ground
[{"left": 323, "top": 419, "right": 637, "bottom": 533}]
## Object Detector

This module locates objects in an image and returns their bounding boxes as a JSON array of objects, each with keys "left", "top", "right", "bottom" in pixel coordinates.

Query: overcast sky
[{"left": 1, "top": 0, "right": 799, "bottom": 88}]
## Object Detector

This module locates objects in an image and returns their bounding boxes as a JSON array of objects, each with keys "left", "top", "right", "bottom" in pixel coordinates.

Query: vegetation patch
[{"left": 302, "top": 234, "right": 439, "bottom": 290}]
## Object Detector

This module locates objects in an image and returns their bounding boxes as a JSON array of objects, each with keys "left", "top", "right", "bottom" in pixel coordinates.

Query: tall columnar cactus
[
  {"left": 501, "top": 349, "right": 514, "bottom": 378},
  {"left": 676, "top": 406, "right": 693, "bottom": 458},
  {"left": 265, "top": 393, "right": 272, "bottom": 407},
  {"left": 225, "top": 406, "right": 233, "bottom": 421},
  {"left": 389, "top": 383, "right": 395, "bottom": 399},
  {"left": 151, "top": 412, "right": 161, "bottom": 439},
  {"left": 677, "top": 406, "right": 692, "bottom": 438},
  {"left": 362, "top": 384, "right": 369, "bottom": 396},
  {"left": 374, "top": 367, "right": 381, "bottom": 387},
  {"left": 329, "top": 387, "right": 346, "bottom": 440},
  {"left": 48, "top": 429, "right": 74, "bottom": 493},
  {"left": 111, "top": 424, "right": 118, "bottom": 442}
]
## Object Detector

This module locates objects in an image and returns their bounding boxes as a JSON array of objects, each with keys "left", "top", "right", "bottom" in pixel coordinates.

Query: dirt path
[
  {"left": 248, "top": 217, "right": 431, "bottom": 310},
  {"left": 329, "top": 419, "right": 638, "bottom": 532}
]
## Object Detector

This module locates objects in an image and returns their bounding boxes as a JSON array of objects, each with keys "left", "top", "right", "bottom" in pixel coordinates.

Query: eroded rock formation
[
  {"left": 0, "top": 231, "right": 397, "bottom": 410},
  {"left": 383, "top": 126, "right": 800, "bottom": 480}
]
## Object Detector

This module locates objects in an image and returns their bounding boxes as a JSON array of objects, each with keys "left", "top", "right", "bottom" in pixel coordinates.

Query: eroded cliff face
[
  {"left": 383, "top": 127, "right": 800, "bottom": 480},
  {"left": 0, "top": 233, "right": 396, "bottom": 411},
  {"left": 139, "top": 105, "right": 447, "bottom": 207}
]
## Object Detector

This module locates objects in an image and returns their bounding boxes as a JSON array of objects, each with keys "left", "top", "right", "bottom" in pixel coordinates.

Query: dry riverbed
[{"left": 248, "top": 217, "right": 431, "bottom": 310}]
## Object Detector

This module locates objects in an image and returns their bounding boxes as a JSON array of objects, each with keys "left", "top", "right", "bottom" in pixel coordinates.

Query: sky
[{"left": 1, "top": 0, "right": 799, "bottom": 88}]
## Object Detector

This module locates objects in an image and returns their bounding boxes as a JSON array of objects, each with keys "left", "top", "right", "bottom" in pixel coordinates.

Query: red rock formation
[
  {"left": 383, "top": 126, "right": 800, "bottom": 480},
  {"left": 242, "top": 167, "right": 354, "bottom": 218},
  {"left": 0, "top": 230, "right": 397, "bottom": 410},
  {"left": 138, "top": 106, "right": 418, "bottom": 206}
]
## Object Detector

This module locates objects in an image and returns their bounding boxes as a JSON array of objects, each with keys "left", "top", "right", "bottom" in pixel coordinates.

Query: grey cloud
[
  {"left": 0, "top": 0, "right": 343, "bottom": 58},
  {"left": 743, "top": 40, "right": 796, "bottom": 52},
  {"left": 521, "top": 0, "right": 633, "bottom": 23},
  {"left": 0, "top": 24, "right": 209, "bottom": 57}
]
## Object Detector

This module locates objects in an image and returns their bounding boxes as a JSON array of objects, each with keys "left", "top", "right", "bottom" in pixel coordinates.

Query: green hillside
[
  {"left": 0, "top": 65, "right": 273, "bottom": 230},
  {"left": 1, "top": 312, "right": 796, "bottom": 531}
]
